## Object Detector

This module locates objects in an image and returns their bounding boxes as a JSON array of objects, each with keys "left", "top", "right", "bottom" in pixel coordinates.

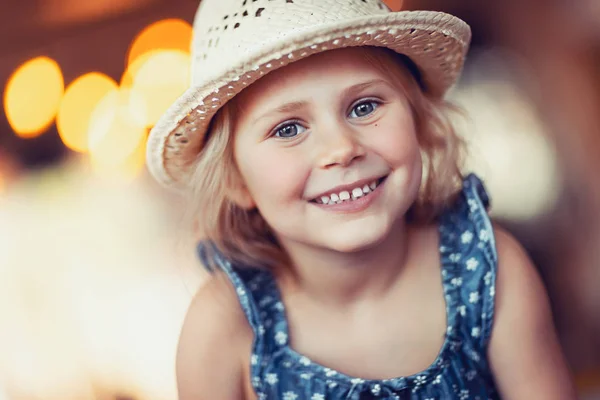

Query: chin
[{"left": 322, "top": 227, "right": 390, "bottom": 254}]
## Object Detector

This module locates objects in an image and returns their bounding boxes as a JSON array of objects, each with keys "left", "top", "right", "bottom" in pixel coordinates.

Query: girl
[{"left": 146, "top": 0, "right": 576, "bottom": 398}]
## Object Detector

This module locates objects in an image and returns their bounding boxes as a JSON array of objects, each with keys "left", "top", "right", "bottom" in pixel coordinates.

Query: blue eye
[
  {"left": 349, "top": 101, "right": 380, "bottom": 118},
  {"left": 274, "top": 122, "right": 306, "bottom": 139}
]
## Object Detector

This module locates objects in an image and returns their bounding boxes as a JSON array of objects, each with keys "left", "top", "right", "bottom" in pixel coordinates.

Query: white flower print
[
  {"left": 457, "top": 305, "right": 467, "bottom": 317},
  {"left": 257, "top": 392, "right": 267, "bottom": 400},
  {"left": 311, "top": 394, "right": 325, "bottom": 400},
  {"left": 275, "top": 330, "right": 287, "bottom": 345},
  {"left": 451, "top": 277, "right": 463, "bottom": 287},
  {"left": 265, "top": 374, "right": 279, "bottom": 385},
  {"left": 469, "top": 292, "right": 480, "bottom": 304},
  {"left": 266, "top": 373, "right": 278, "bottom": 385},
  {"left": 251, "top": 354, "right": 258, "bottom": 365},
  {"left": 479, "top": 229, "right": 490, "bottom": 242},
  {"left": 237, "top": 287, "right": 246, "bottom": 296},
  {"left": 300, "top": 356, "right": 310, "bottom": 367},
  {"left": 470, "top": 350, "right": 481, "bottom": 362},
  {"left": 459, "top": 389, "right": 470, "bottom": 400},
  {"left": 274, "top": 301, "right": 285, "bottom": 311},
  {"left": 324, "top": 368, "right": 337, "bottom": 377},
  {"left": 466, "top": 257, "right": 479, "bottom": 271},
  {"left": 449, "top": 253, "right": 461, "bottom": 263},
  {"left": 283, "top": 392, "right": 298, "bottom": 400},
  {"left": 490, "top": 285, "right": 496, "bottom": 297},
  {"left": 252, "top": 376, "right": 261, "bottom": 387},
  {"left": 283, "top": 361, "right": 292, "bottom": 368},
  {"left": 371, "top": 384, "right": 381, "bottom": 395},
  {"left": 484, "top": 271, "right": 492, "bottom": 285},
  {"left": 471, "top": 327, "right": 481, "bottom": 338},
  {"left": 466, "top": 370, "right": 477, "bottom": 381},
  {"left": 328, "top": 381, "right": 338, "bottom": 389},
  {"left": 415, "top": 375, "right": 427, "bottom": 386},
  {"left": 300, "top": 373, "right": 313, "bottom": 380},
  {"left": 299, "top": 356, "right": 311, "bottom": 366},
  {"left": 350, "top": 378, "right": 365, "bottom": 385},
  {"left": 258, "top": 325, "right": 266, "bottom": 335},
  {"left": 461, "top": 230, "right": 474, "bottom": 244},
  {"left": 468, "top": 199, "right": 478, "bottom": 212},
  {"left": 433, "top": 374, "right": 442, "bottom": 384}
]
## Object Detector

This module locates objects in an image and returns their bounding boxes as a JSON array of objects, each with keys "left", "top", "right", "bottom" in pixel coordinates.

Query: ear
[{"left": 227, "top": 183, "right": 256, "bottom": 210}]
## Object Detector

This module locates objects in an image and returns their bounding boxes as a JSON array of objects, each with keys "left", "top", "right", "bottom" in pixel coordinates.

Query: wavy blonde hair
[{"left": 185, "top": 47, "right": 465, "bottom": 270}]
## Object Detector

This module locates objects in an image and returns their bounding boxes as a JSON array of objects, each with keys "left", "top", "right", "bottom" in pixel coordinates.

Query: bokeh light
[
  {"left": 127, "top": 19, "right": 193, "bottom": 67},
  {"left": 3, "top": 56, "right": 64, "bottom": 138},
  {"left": 57, "top": 73, "right": 118, "bottom": 153},
  {"left": 383, "top": 0, "right": 403, "bottom": 11},
  {"left": 87, "top": 88, "right": 147, "bottom": 181},
  {"left": 121, "top": 49, "right": 191, "bottom": 128}
]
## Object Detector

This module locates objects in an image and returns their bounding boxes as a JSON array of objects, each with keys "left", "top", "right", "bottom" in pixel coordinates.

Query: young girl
[{"left": 146, "top": 0, "right": 576, "bottom": 398}]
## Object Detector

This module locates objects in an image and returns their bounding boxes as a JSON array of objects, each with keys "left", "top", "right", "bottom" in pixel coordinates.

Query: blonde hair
[{"left": 185, "top": 46, "right": 464, "bottom": 270}]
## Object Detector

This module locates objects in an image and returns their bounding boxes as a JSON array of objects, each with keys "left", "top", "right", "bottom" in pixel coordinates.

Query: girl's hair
[{"left": 185, "top": 46, "right": 465, "bottom": 270}]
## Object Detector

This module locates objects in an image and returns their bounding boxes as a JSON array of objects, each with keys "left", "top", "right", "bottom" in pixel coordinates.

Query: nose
[{"left": 316, "top": 123, "right": 366, "bottom": 169}]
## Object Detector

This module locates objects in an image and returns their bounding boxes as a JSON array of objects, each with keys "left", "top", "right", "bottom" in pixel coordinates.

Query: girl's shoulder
[{"left": 176, "top": 273, "right": 253, "bottom": 399}]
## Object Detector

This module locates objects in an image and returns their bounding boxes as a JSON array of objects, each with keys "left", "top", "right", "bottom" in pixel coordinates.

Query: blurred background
[{"left": 0, "top": 0, "right": 598, "bottom": 399}]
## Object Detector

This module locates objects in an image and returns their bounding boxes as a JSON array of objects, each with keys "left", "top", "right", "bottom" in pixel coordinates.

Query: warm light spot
[
  {"left": 57, "top": 73, "right": 118, "bottom": 153},
  {"left": 127, "top": 19, "right": 193, "bottom": 67},
  {"left": 121, "top": 50, "right": 190, "bottom": 128},
  {"left": 383, "top": 0, "right": 403, "bottom": 11},
  {"left": 4, "top": 56, "right": 64, "bottom": 138},
  {"left": 88, "top": 89, "right": 147, "bottom": 182},
  {"left": 90, "top": 133, "right": 147, "bottom": 183}
]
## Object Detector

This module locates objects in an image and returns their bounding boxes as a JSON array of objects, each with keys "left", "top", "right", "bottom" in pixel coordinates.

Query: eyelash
[{"left": 270, "top": 98, "right": 382, "bottom": 139}]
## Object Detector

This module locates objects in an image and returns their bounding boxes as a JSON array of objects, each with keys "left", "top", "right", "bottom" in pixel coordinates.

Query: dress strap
[
  {"left": 439, "top": 174, "right": 498, "bottom": 350},
  {"left": 196, "top": 241, "right": 284, "bottom": 394}
]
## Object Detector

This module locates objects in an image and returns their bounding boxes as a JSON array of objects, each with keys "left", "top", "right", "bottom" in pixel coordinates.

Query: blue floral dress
[{"left": 197, "top": 174, "right": 499, "bottom": 399}]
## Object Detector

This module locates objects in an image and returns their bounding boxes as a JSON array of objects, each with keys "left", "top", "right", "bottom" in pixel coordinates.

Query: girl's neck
[{"left": 276, "top": 217, "right": 412, "bottom": 307}]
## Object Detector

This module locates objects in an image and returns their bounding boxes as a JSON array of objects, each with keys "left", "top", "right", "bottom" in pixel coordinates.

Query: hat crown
[{"left": 190, "top": 0, "right": 393, "bottom": 85}]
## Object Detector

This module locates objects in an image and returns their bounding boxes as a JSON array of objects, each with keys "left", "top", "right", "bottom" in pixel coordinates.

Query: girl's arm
[
  {"left": 176, "top": 274, "right": 253, "bottom": 400},
  {"left": 488, "top": 227, "right": 577, "bottom": 399}
]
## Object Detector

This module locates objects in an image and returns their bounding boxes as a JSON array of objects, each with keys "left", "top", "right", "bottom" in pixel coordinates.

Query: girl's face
[{"left": 232, "top": 47, "right": 422, "bottom": 254}]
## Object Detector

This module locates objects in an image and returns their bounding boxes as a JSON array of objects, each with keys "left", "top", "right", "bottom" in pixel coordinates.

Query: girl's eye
[
  {"left": 274, "top": 122, "right": 306, "bottom": 139},
  {"left": 349, "top": 101, "right": 380, "bottom": 118}
]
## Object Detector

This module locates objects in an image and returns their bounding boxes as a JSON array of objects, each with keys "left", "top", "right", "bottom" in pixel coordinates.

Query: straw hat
[{"left": 146, "top": 0, "right": 471, "bottom": 189}]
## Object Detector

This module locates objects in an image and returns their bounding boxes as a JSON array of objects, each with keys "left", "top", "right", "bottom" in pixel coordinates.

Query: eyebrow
[{"left": 252, "top": 78, "right": 391, "bottom": 123}]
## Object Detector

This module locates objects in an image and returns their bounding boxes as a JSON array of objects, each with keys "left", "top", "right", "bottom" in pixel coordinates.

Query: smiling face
[{"left": 231, "top": 47, "right": 423, "bottom": 254}]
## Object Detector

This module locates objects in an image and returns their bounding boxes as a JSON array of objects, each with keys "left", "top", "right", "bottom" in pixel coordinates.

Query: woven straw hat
[{"left": 146, "top": 0, "right": 471, "bottom": 189}]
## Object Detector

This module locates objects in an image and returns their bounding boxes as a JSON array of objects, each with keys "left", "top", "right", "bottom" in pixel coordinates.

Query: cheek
[
  {"left": 236, "top": 145, "right": 309, "bottom": 206},
  {"left": 370, "top": 112, "right": 420, "bottom": 166}
]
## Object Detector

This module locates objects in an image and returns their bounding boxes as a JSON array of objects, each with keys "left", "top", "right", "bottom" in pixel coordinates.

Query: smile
[{"left": 311, "top": 176, "right": 387, "bottom": 205}]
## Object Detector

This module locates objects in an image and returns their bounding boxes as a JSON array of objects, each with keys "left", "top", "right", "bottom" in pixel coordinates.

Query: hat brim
[{"left": 146, "top": 10, "right": 471, "bottom": 190}]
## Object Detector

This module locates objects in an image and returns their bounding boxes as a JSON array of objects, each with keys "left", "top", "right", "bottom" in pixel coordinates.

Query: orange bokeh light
[
  {"left": 127, "top": 19, "right": 193, "bottom": 67},
  {"left": 121, "top": 50, "right": 191, "bottom": 128},
  {"left": 57, "top": 73, "right": 118, "bottom": 153},
  {"left": 383, "top": 0, "right": 403, "bottom": 11},
  {"left": 87, "top": 88, "right": 147, "bottom": 181},
  {"left": 3, "top": 56, "right": 64, "bottom": 138}
]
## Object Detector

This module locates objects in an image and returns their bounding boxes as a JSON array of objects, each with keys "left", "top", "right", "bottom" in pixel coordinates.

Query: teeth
[
  {"left": 352, "top": 188, "right": 363, "bottom": 199},
  {"left": 315, "top": 178, "right": 382, "bottom": 205}
]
